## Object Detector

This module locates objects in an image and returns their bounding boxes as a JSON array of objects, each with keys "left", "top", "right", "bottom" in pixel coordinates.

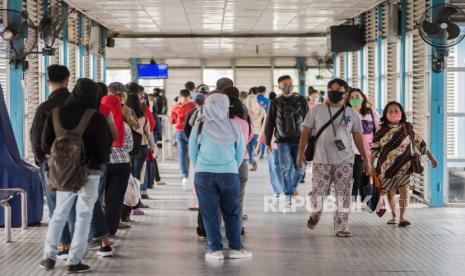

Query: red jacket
[{"left": 169, "top": 101, "right": 196, "bottom": 131}]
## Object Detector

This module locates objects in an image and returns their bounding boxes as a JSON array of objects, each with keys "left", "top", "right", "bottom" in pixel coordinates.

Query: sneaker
[
  {"left": 205, "top": 250, "right": 224, "bottom": 260},
  {"left": 141, "top": 194, "right": 150, "bottom": 200},
  {"left": 197, "top": 227, "right": 207, "bottom": 240},
  {"left": 131, "top": 208, "right": 145, "bottom": 216},
  {"left": 118, "top": 222, "right": 131, "bottom": 229},
  {"left": 137, "top": 201, "right": 150, "bottom": 208},
  {"left": 156, "top": 181, "right": 166, "bottom": 185},
  {"left": 96, "top": 246, "right": 113, "bottom": 257},
  {"left": 39, "top": 259, "right": 55, "bottom": 270},
  {"left": 250, "top": 161, "right": 257, "bottom": 171},
  {"left": 182, "top": 177, "right": 189, "bottom": 184},
  {"left": 56, "top": 249, "right": 69, "bottom": 260},
  {"left": 188, "top": 206, "right": 199, "bottom": 211},
  {"left": 229, "top": 249, "right": 253, "bottom": 259},
  {"left": 87, "top": 241, "right": 101, "bottom": 250},
  {"left": 67, "top": 263, "right": 91, "bottom": 273},
  {"left": 285, "top": 197, "right": 292, "bottom": 206}
]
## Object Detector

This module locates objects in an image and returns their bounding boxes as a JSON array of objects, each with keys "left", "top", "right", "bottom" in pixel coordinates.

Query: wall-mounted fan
[
  {"left": 311, "top": 52, "right": 333, "bottom": 79},
  {"left": 418, "top": 3, "right": 465, "bottom": 72},
  {"left": 38, "top": 4, "right": 73, "bottom": 56},
  {"left": 0, "top": 9, "right": 38, "bottom": 69}
]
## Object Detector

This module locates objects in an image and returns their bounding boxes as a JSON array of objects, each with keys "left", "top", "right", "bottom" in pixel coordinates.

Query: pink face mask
[{"left": 387, "top": 113, "right": 402, "bottom": 123}]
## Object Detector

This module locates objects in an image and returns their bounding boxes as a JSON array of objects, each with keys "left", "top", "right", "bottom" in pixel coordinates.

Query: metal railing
[{"left": 0, "top": 188, "right": 28, "bottom": 243}]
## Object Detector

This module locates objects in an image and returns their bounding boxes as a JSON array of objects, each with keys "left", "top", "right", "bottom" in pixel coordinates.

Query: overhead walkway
[{"left": 1, "top": 159, "right": 465, "bottom": 276}]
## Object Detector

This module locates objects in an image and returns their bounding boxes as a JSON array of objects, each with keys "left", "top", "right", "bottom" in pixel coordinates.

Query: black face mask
[{"left": 327, "top": 90, "right": 344, "bottom": 103}]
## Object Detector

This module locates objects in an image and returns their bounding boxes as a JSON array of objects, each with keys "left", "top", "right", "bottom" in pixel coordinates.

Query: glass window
[
  {"left": 106, "top": 69, "right": 131, "bottom": 85},
  {"left": 445, "top": 43, "right": 465, "bottom": 203},
  {"left": 306, "top": 68, "right": 332, "bottom": 92},
  {"left": 380, "top": 39, "right": 388, "bottom": 110},
  {"left": 139, "top": 79, "right": 165, "bottom": 94},
  {"left": 362, "top": 46, "right": 368, "bottom": 93},
  {"left": 273, "top": 68, "right": 298, "bottom": 91},
  {"left": 347, "top": 52, "right": 353, "bottom": 86},
  {"left": 203, "top": 68, "right": 234, "bottom": 88},
  {"left": 448, "top": 166, "right": 465, "bottom": 203},
  {"left": 75, "top": 46, "right": 81, "bottom": 78}
]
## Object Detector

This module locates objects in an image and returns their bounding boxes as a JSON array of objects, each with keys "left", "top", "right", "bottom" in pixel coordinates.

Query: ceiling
[{"left": 66, "top": 0, "right": 384, "bottom": 59}]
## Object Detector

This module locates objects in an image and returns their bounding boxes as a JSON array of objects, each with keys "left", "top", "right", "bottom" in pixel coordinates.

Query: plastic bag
[{"left": 124, "top": 174, "right": 141, "bottom": 207}]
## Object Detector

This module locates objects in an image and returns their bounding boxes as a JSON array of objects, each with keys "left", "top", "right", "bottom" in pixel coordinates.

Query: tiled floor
[{"left": 1, "top": 159, "right": 465, "bottom": 276}]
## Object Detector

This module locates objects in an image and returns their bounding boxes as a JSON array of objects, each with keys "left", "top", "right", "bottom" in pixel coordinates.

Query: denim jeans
[
  {"left": 132, "top": 145, "right": 148, "bottom": 180},
  {"left": 142, "top": 159, "right": 154, "bottom": 192},
  {"left": 259, "top": 144, "right": 265, "bottom": 158},
  {"left": 175, "top": 131, "right": 189, "bottom": 178},
  {"left": 268, "top": 149, "right": 284, "bottom": 195},
  {"left": 238, "top": 160, "right": 248, "bottom": 226},
  {"left": 40, "top": 161, "right": 73, "bottom": 245},
  {"left": 44, "top": 174, "right": 100, "bottom": 265},
  {"left": 88, "top": 165, "right": 108, "bottom": 243},
  {"left": 247, "top": 134, "right": 259, "bottom": 165},
  {"left": 194, "top": 172, "right": 241, "bottom": 251},
  {"left": 277, "top": 143, "right": 305, "bottom": 196}
]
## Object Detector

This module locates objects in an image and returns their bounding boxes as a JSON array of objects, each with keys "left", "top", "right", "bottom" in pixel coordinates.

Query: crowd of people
[{"left": 30, "top": 64, "right": 439, "bottom": 272}]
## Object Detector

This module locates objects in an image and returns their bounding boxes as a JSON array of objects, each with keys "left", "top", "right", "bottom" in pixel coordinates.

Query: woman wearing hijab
[{"left": 189, "top": 93, "right": 252, "bottom": 261}]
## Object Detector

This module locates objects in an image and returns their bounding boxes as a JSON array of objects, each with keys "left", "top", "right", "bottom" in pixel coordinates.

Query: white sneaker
[
  {"left": 229, "top": 249, "right": 253, "bottom": 259},
  {"left": 205, "top": 250, "right": 224, "bottom": 260},
  {"left": 182, "top": 177, "right": 189, "bottom": 184}
]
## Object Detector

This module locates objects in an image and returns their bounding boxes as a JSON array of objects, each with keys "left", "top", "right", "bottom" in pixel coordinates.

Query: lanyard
[{"left": 327, "top": 104, "right": 345, "bottom": 137}]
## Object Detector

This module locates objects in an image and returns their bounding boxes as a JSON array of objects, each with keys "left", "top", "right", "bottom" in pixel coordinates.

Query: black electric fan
[
  {"left": 38, "top": 3, "right": 72, "bottom": 56},
  {"left": 0, "top": 9, "right": 38, "bottom": 68},
  {"left": 418, "top": 3, "right": 465, "bottom": 72},
  {"left": 311, "top": 52, "right": 334, "bottom": 79}
]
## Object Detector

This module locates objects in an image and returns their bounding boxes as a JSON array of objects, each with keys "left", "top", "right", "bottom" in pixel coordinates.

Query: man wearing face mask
[
  {"left": 264, "top": 75, "right": 309, "bottom": 204},
  {"left": 296, "top": 78, "right": 371, "bottom": 238}
]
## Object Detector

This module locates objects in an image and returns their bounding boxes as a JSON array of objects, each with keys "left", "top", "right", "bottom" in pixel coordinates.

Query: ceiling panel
[{"left": 66, "top": 0, "right": 384, "bottom": 59}]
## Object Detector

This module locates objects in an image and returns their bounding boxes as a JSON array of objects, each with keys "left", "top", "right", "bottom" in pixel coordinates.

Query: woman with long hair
[
  {"left": 245, "top": 89, "right": 265, "bottom": 171},
  {"left": 346, "top": 88, "right": 380, "bottom": 205},
  {"left": 371, "top": 101, "right": 437, "bottom": 226}
]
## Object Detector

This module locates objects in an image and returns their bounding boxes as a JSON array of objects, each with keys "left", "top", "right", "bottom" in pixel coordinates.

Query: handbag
[
  {"left": 305, "top": 106, "right": 345, "bottom": 161},
  {"left": 367, "top": 175, "right": 386, "bottom": 217},
  {"left": 406, "top": 124, "right": 424, "bottom": 174}
]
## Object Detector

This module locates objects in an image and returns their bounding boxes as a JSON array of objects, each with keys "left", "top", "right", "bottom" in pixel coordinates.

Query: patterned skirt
[{"left": 380, "top": 174, "right": 413, "bottom": 191}]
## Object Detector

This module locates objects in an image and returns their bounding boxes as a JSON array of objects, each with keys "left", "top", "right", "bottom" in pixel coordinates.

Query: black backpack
[{"left": 275, "top": 95, "right": 304, "bottom": 138}]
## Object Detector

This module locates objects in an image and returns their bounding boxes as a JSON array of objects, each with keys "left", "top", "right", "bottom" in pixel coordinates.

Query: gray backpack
[{"left": 47, "top": 108, "right": 95, "bottom": 192}]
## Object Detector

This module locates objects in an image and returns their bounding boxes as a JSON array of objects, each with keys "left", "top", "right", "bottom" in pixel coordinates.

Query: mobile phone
[{"left": 334, "top": 139, "right": 346, "bottom": 151}]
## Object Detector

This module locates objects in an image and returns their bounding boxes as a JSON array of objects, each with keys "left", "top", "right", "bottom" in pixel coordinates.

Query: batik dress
[{"left": 371, "top": 122, "right": 429, "bottom": 190}]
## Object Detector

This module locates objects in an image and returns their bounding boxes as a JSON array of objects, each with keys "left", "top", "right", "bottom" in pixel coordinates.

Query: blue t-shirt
[{"left": 257, "top": 95, "right": 270, "bottom": 112}]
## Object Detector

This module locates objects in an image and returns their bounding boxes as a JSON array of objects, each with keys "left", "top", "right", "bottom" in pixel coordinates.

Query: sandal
[
  {"left": 399, "top": 220, "right": 411, "bottom": 227},
  {"left": 306, "top": 216, "right": 318, "bottom": 230},
  {"left": 336, "top": 231, "right": 352, "bottom": 238},
  {"left": 387, "top": 218, "right": 397, "bottom": 225}
]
